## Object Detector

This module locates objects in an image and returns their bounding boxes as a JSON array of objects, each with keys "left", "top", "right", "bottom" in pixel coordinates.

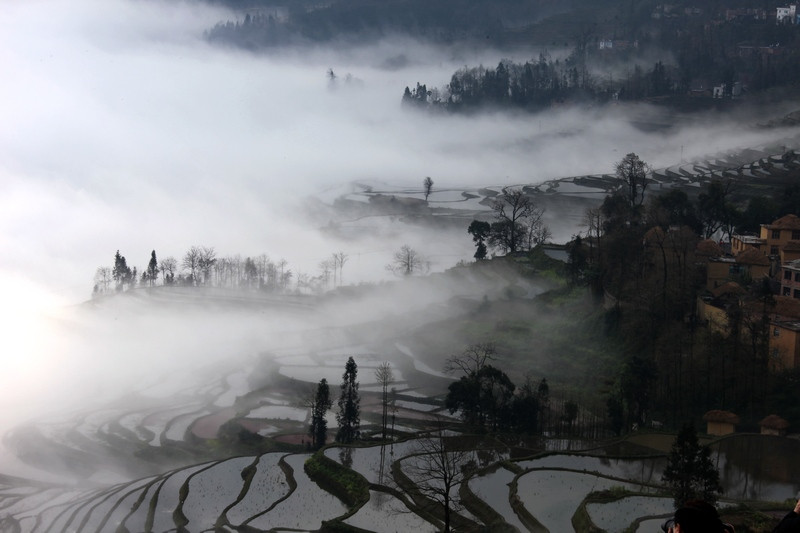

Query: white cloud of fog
[
  {"left": 1, "top": 0, "right": 799, "bottom": 469},
  {"left": 3, "top": 0, "right": 798, "bottom": 304}
]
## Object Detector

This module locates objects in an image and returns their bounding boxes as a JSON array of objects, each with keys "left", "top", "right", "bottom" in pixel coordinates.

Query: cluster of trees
[
  {"left": 467, "top": 187, "right": 550, "bottom": 259},
  {"left": 399, "top": 14, "right": 800, "bottom": 112},
  {"left": 205, "top": 0, "right": 543, "bottom": 47},
  {"left": 93, "top": 247, "right": 354, "bottom": 296},
  {"left": 403, "top": 54, "right": 603, "bottom": 112},
  {"left": 444, "top": 344, "right": 564, "bottom": 434},
  {"left": 648, "top": 9, "right": 800, "bottom": 95},
  {"left": 565, "top": 153, "right": 800, "bottom": 432},
  {"left": 308, "top": 357, "right": 396, "bottom": 449}
]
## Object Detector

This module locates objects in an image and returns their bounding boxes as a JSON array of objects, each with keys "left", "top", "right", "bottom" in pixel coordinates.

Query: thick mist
[{"left": 2, "top": 0, "right": 800, "bottom": 481}]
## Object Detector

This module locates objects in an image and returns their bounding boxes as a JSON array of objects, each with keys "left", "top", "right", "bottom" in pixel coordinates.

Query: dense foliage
[
  {"left": 336, "top": 357, "right": 361, "bottom": 443},
  {"left": 310, "top": 378, "right": 332, "bottom": 449},
  {"left": 662, "top": 424, "right": 722, "bottom": 507}
]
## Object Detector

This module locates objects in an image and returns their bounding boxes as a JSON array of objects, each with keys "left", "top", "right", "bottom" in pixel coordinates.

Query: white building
[{"left": 777, "top": 5, "right": 797, "bottom": 23}]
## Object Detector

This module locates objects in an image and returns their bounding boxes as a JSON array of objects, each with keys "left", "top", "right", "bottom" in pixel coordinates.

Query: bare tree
[
  {"left": 387, "top": 244, "right": 425, "bottom": 276},
  {"left": 490, "top": 188, "right": 544, "bottom": 254},
  {"left": 444, "top": 343, "right": 496, "bottom": 376},
  {"left": 159, "top": 256, "right": 177, "bottom": 285},
  {"left": 582, "top": 207, "right": 603, "bottom": 262},
  {"left": 403, "top": 424, "right": 475, "bottom": 533},
  {"left": 332, "top": 251, "right": 348, "bottom": 286},
  {"left": 525, "top": 206, "right": 551, "bottom": 249},
  {"left": 93, "top": 267, "right": 112, "bottom": 294},
  {"left": 375, "top": 362, "right": 394, "bottom": 441},
  {"left": 615, "top": 152, "right": 651, "bottom": 208},
  {"left": 319, "top": 259, "right": 334, "bottom": 289},
  {"left": 198, "top": 246, "right": 217, "bottom": 286},
  {"left": 182, "top": 246, "right": 202, "bottom": 285},
  {"left": 423, "top": 176, "right": 434, "bottom": 202}
]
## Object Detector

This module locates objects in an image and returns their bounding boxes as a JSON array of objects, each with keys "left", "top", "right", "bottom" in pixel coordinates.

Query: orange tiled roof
[
  {"left": 711, "top": 282, "right": 745, "bottom": 298},
  {"left": 736, "top": 247, "right": 770, "bottom": 266},
  {"left": 770, "top": 296, "right": 800, "bottom": 321},
  {"left": 703, "top": 410, "right": 740, "bottom": 424},
  {"left": 696, "top": 239, "right": 723, "bottom": 257},
  {"left": 759, "top": 414, "right": 789, "bottom": 429},
  {"left": 766, "top": 214, "right": 800, "bottom": 230}
]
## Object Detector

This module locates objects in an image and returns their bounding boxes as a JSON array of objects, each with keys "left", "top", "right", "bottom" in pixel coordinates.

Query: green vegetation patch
[{"left": 304, "top": 452, "right": 369, "bottom": 509}]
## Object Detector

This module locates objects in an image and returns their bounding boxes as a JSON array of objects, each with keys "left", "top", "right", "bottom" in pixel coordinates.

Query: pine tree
[
  {"left": 112, "top": 250, "right": 132, "bottom": 291},
  {"left": 662, "top": 424, "right": 722, "bottom": 507},
  {"left": 336, "top": 356, "right": 360, "bottom": 443},
  {"left": 147, "top": 250, "right": 159, "bottom": 287},
  {"left": 309, "top": 379, "right": 332, "bottom": 450}
]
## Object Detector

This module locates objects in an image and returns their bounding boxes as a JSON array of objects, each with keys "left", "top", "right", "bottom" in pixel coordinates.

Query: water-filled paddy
[
  {"left": 227, "top": 453, "right": 290, "bottom": 526},
  {"left": 344, "top": 490, "right": 439, "bottom": 532},
  {"left": 181, "top": 457, "right": 254, "bottom": 528},
  {"left": 586, "top": 495, "right": 674, "bottom": 533},
  {"left": 468, "top": 466, "right": 527, "bottom": 532},
  {"left": 244, "top": 454, "right": 347, "bottom": 530},
  {"left": 516, "top": 470, "right": 643, "bottom": 532}
]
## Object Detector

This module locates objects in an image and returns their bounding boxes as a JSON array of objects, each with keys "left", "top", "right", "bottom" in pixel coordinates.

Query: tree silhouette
[
  {"left": 615, "top": 153, "right": 650, "bottom": 208},
  {"left": 112, "top": 250, "right": 132, "bottom": 291},
  {"left": 423, "top": 176, "right": 434, "bottom": 202},
  {"left": 662, "top": 424, "right": 722, "bottom": 507},
  {"left": 375, "top": 362, "right": 394, "bottom": 441},
  {"left": 336, "top": 356, "right": 360, "bottom": 443},
  {"left": 404, "top": 423, "right": 475, "bottom": 533},
  {"left": 387, "top": 245, "right": 425, "bottom": 276},
  {"left": 309, "top": 379, "right": 332, "bottom": 449},
  {"left": 467, "top": 220, "right": 491, "bottom": 260},
  {"left": 146, "top": 250, "right": 159, "bottom": 287}
]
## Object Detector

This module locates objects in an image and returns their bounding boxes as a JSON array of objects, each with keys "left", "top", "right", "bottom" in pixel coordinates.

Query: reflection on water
[{"left": 713, "top": 434, "right": 800, "bottom": 501}]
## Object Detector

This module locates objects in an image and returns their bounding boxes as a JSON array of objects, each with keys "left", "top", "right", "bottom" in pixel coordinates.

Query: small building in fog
[
  {"left": 703, "top": 409, "right": 740, "bottom": 436},
  {"left": 759, "top": 414, "right": 790, "bottom": 436}
]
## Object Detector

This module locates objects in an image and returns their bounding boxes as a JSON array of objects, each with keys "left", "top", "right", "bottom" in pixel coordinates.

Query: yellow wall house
[
  {"left": 761, "top": 214, "right": 800, "bottom": 256},
  {"left": 769, "top": 320, "right": 800, "bottom": 370},
  {"left": 703, "top": 410, "right": 740, "bottom": 436},
  {"left": 706, "top": 248, "right": 770, "bottom": 290},
  {"left": 731, "top": 233, "right": 765, "bottom": 255}
]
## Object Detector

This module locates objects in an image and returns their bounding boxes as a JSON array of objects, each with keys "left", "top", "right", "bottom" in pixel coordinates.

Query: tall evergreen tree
[
  {"left": 146, "top": 250, "right": 159, "bottom": 287},
  {"left": 662, "top": 424, "right": 722, "bottom": 508},
  {"left": 112, "top": 250, "right": 131, "bottom": 291},
  {"left": 309, "top": 379, "right": 332, "bottom": 449},
  {"left": 336, "top": 356, "right": 360, "bottom": 443}
]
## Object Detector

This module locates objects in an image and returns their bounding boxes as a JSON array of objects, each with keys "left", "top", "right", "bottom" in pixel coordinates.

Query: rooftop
[{"left": 763, "top": 214, "right": 800, "bottom": 230}]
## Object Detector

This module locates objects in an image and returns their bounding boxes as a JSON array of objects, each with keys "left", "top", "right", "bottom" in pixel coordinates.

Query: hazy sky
[
  {"left": 2, "top": 0, "right": 800, "bottom": 445},
  {"left": 2, "top": 0, "right": 797, "bottom": 306}
]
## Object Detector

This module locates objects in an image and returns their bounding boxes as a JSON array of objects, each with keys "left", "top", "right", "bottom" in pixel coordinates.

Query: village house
[
  {"left": 780, "top": 259, "right": 800, "bottom": 297},
  {"left": 760, "top": 414, "right": 790, "bottom": 436},
  {"left": 760, "top": 214, "right": 800, "bottom": 256},
  {"left": 731, "top": 214, "right": 800, "bottom": 260},
  {"left": 777, "top": 5, "right": 797, "bottom": 23},
  {"left": 597, "top": 39, "right": 638, "bottom": 51},
  {"left": 731, "top": 233, "right": 765, "bottom": 255},
  {"left": 769, "top": 319, "right": 800, "bottom": 369},
  {"left": 697, "top": 282, "right": 745, "bottom": 334},
  {"left": 780, "top": 241, "right": 800, "bottom": 263},
  {"left": 703, "top": 410, "right": 740, "bottom": 435},
  {"left": 705, "top": 247, "right": 770, "bottom": 290},
  {"left": 726, "top": 7, "right": 767, "bottom": 21}
]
